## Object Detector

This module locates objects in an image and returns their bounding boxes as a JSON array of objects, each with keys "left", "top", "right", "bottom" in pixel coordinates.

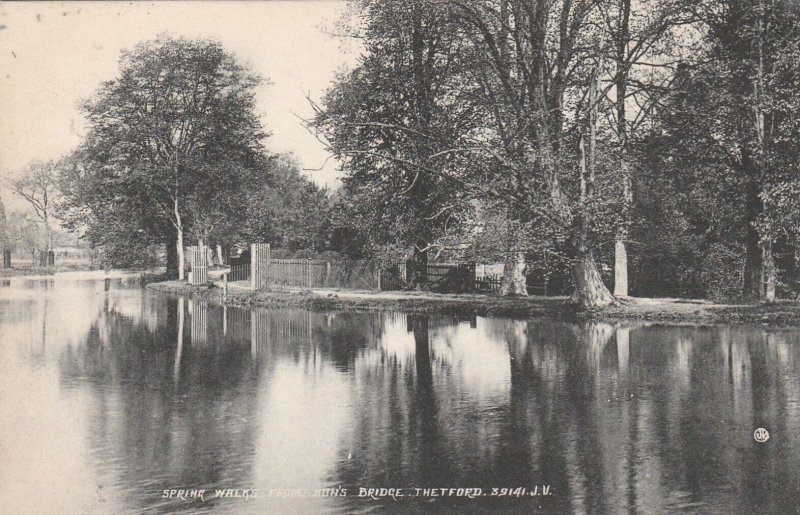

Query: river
[{"left": 0, "top": 275, "right": 798, "bottom": 513}]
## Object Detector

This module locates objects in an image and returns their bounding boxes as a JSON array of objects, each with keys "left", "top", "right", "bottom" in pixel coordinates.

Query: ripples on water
[{"left": 0, "top": 276, "right": 798, "bottom": 514}]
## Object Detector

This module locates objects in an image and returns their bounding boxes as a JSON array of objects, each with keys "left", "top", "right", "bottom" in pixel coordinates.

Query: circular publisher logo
[{"left": 754, "top": 428, "right": 770, "bottom": 443}]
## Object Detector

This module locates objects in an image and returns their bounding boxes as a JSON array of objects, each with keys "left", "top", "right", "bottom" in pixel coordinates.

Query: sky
[{"left": 0, "top": 0, "right": 359, "bottom": 204}]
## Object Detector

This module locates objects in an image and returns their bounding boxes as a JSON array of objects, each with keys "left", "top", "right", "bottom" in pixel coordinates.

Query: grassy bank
[{"left": 145, "top": 280, "right": 800, "bottom": 326}]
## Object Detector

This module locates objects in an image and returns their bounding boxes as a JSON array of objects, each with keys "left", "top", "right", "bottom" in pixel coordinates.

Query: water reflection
[{"left": 0, "top": 276, "right": 798, "bottom": 513}]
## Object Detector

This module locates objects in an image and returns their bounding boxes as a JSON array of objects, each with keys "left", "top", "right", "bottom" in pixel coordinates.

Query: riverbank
[
  {"left": 145, "top": 280, "right": 800, "bottom": 326},
  {"left": 1, "top": 267, "right": 161, "bottom": 280},
  {"left": 0, "top": 267, "right": 57, "bottom": 278},
  {"left": 0, "top": 265, "right": 98, "bottom": 278}
]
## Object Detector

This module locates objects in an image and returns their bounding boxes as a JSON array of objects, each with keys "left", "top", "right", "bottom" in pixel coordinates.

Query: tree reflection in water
[{"left": 0, "top": 278, "right": 797, "bottom": 513}]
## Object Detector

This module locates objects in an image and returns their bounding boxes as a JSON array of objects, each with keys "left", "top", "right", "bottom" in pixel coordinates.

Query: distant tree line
[{"left": 1, "top": 161, "right": 83, "bottom": 263}]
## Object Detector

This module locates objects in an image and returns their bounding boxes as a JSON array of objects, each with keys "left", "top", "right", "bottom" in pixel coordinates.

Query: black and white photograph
[{"left": 1, "top": 0, "right": 799, "bottom": 513}]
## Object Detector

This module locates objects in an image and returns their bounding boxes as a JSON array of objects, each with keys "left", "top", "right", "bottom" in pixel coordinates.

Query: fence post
[
  {"left": 251, "top": 244, "right": 257, "bottom": 290},
  {"left": 469, "top": 262, "right": 476, "bottom": 293},
  {"left": 189, "top": 245, "right": 197, "bottom": 284},
  {"left": 377, "top": 262, "right": 382, "bottom": 291},
  {"left": 307, "top": 258, "right": 312, "bottom": 288}
]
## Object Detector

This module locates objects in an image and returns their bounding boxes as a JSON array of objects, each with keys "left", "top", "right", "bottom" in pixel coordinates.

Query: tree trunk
[
  {"left": 614, "top": 0, "right": 632, "bottom": 299},
  {"left": 45, "top": 213, "right": 53, "bottom": 252},
  {"left": 177, "top": 228, "right": 185, "bottom": 281},
  {"left": 742, "top": 248, "right": 762, "bottom": 302},
  {"left": 742, "top": 152, "right": 762, "bottom": 302},
  {"left": 198, "top": 238, "right": 210, "bottom": 271},
  {"left": 742, "top": 232, "right": 762, "bottom": 303},
  {"left": 570, "top": 78, "right": 617, "bottom": 309},
  {"left": 614, "top": 236, "right": 629, "bottom": 297},
  {"left": 174, "top": 194, "right": 186, "bottom": 281},
  {"left": 571, "top": 253, "right": 616, "bottom": 308},
  {"left": 216, "top": 244, "right": 224, "bottom": 266},
  {"left": 207, "top": 247, "right": 214, "bottom": 267},
  {"left": 0, "top": 198, "right": 7, "bottom": 250},
  {"left": 747, "top": 4, "right": 773, "bottom": 304},
  {"left": 614, "top": 154, "right": 632, "bottom": 298},
  {"left": 499, "top": 250, "right": 527, "bottom": 296},
  {"left": 166, "top": 238, "right": 178, "bottom": 279},
  {"left": 763, "top": 241, "right": 776, "bottom": 303},
  {"left": 408, "top": 246, "right": 428, "bottom": 289}
]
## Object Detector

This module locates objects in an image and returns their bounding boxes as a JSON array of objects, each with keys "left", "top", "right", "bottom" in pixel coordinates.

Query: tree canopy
[
  {"left": 60, "top": 35, "right": 268, "bottom": 276},
  {"left": 313, "top": 0, "right": 800, "bottom": 305},
  {"left": 21, "top": 8, "right": 800, "bottom": 303}
]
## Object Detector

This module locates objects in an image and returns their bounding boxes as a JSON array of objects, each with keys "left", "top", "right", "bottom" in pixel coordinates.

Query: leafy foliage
[{"left": 59, "top": 35, "right": 268, "bottom": 273}]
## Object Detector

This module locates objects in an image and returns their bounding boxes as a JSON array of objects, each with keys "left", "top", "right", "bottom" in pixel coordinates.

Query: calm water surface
[{"left": 0, "top": 275, "right": 799, "bottom": 514}]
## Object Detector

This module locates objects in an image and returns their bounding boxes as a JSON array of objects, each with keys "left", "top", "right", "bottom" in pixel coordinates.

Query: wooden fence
[
  {"left": 473, "top": 272, "right": 551, "bottom": 295},
  {"left": 323, "top": 260, "right": 380, "bottom": 289},
  {"left": 269, "top": 259, "right": 320, "bottom": 288},
  {"left": 266, "top": 259, "right": 381, "bottom": 290},
  {"left": 261, "top": 259, "right": 475, "bottom": 293},
  {"left": 193, "top": 244, "right": 557, "bottom": 295},
  {"left": 379, "top": 262, "right": 478, "bottom": 293}
]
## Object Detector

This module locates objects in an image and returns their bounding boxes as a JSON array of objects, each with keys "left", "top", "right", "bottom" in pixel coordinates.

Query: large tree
[
  {"left": 0, "top": 197, "right": 8, "bottom": 253},
  {"left": 238, "top": 154, "right": 333, "bottom": 254},
  {"left": 649, "top": 0, "right": 800, "bottom": 302},
  {"left": 591, "top": 0, "right": 699, "bottom": 297},
  {"left": 65, "top": 34, "right": 267, "bottom": 279},
  {"left": 436, "top": 0, "right": 627, "bottom": 305},
  {"left": 317, "top": 0, "right": 619, "bottom": 304},
  {"left": 5, "top": 211, "right": 42, "bottom": 263},
  {"left": 5, "top": 160, "right": 60, "bottom": 253},
  {"left": 313, "top": 0, "right": 479, "bottom": 286},
  {"left": 57, "top": 148, "right": 170, "bottom": 269}
]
